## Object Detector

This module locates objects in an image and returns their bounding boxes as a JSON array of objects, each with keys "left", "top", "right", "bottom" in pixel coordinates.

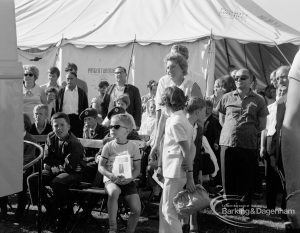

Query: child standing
[
  {"left": 98, "top": 114, "right": 141, "bottom": 233},
  {"left": 157, "top": 86, "right": 196, "bottom": 233}
]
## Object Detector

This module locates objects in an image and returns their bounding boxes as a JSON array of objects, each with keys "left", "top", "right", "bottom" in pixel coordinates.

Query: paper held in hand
[{"left": 112, "top": 153, "right": 132, "bottom": 179}]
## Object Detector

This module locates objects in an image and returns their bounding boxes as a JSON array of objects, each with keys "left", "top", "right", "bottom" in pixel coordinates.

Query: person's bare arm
[
  {"left": 260, "top": 129, "right": 267, "bottom": 159},
  {"left": 178, "top": 140, "right": 196, "bottom": 193},
  {"left": 149, "top": 110, "right": 166, "bottom": 161}
]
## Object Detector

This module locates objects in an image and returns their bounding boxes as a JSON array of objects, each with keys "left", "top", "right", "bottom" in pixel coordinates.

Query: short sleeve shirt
[
  {"left": 216, "top": 90, "right": 268, "bottom": 149},
  {"left": 155, "top": 75, "right": 194, "bottom": 111},
  {"left": 162, "top": 110, "right": 194, "bottom": 178},
  {"left": 100, "top": 140, "right": 141, "bottom": 182}
]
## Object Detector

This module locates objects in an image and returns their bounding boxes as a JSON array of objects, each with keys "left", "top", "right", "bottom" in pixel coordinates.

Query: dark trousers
[
  {"left": 27, "top": 170, "right": 81, "bottom": 210},
  {"left": 220, "top": 146, "right": 257, "bottom": 203},
  {"left": 265, "top": 136, "right": 286, "bottom": 210},
  {"left": 68, "top": 114, "right": 83, "bottom": 138}
]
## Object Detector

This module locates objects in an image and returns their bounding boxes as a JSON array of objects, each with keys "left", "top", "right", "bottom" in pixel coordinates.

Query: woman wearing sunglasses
[{"left": 23, "top": 65, "right": 47, "bottom": 122}]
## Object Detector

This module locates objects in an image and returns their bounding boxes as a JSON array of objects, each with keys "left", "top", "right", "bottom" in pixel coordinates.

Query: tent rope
[{"left": 274, "top": 42, "right": 292, "bottom": 66}]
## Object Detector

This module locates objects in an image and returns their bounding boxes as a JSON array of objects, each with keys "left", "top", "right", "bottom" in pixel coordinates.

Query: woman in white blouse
[{"left": 23, "top": 65, "right": 47, "bottom": 122}]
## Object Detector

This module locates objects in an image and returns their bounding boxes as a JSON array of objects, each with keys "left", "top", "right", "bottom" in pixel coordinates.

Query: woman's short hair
[
  {"left": 23, "top": 113, "right": 32, "bottom": 132},
  {"left": 51, "top": 112, "right": 70, "bottom": 125},
  {"left": 185, "top": 97, "right": 206, "bottom": 114},
  {"left": 23, "top": 65, "right": 39, "bottom": 81},
  {"left": 115, "top": 94, "right": 130, "bottom": 107},
  {"left": 170, "top": 44, "right": 189, "bottom": 60},
  {"left": 161, "top": 86, "right": 187, "bottom": 112},
  {"left": 111, "top": 114, "right": 134, "bottom": 131},
  {"left": 33, "top": 104, "right": 49, "bottom": 116},
  {"left": 164, "top": 53, "right": 188, "bottom": 76},
  {"left": 49, "top": 66, "right": 60, "bottom": 77}
]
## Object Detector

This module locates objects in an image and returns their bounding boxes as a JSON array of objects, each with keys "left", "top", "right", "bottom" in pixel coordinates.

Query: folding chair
[{"left": 23, "top": 140, "right": 44, "bottom": 233}]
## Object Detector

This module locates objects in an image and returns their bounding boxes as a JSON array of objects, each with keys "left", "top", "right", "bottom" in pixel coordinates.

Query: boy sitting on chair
[
  {"left": 98, "top": 114, "right": 141, "bottom": 233},
  {"left": 80, "top": 107, "right": 109, "bottom": 183}
]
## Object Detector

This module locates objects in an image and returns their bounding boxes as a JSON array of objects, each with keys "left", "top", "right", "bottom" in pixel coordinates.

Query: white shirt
[
  {"left": 162, "top": 110, "right": 194, "bottom": 178},
  {"left": 155, "top": 75, "right": 194, "bottom": 111},
  {"left": 266, "top": 101, "right": 277, "bottom": 136},
  {"left": 63, "top": 86, "right": 79, "bottom": 115}
]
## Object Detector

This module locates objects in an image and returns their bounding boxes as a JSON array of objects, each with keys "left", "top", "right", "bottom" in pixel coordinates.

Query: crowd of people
[{"left": 0, "top": 43, "right": 297, "bottom": 233}]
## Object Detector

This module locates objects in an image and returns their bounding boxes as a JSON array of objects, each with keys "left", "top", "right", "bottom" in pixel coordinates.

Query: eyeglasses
[
  {"left": 234, "top": 75, "right": 249, "bottom": 82},
  {"left": 108, "top": 125, "right": 127, "bottom": 130},
  {"left": 24, "top": 73, "right": 34, "bottom": 77},
  {"left": 65, "top": 68, "right": 73, "bottom": 72}
]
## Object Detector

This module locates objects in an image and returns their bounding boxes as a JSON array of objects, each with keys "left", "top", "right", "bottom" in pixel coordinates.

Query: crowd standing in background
[{"left": 5, "top": 43, "right": 297, "bottom": 232}]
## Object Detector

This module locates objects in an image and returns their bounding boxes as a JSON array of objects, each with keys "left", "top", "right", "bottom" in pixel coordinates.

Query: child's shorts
[{"left": 105, "top": 180, "right": 138, "bottom": 196}]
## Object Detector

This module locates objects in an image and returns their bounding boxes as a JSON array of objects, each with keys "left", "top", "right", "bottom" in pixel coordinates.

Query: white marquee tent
[{"left": 15, "top": 0, "right": 300, "bottom": 100}]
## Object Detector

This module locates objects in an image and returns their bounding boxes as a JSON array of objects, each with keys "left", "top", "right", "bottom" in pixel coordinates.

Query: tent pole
[
  {"left": 258, "top": 44, "right": 268, "bottom": 84},
  {"left": 274, "top": 42, "right": 292, "bottom": 66},
  {"left": 127, "top": 35, "right": 136, "bottom": 84}
]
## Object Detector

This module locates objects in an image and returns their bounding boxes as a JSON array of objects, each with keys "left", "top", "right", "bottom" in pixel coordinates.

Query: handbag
[{"left": 173, "top": 184, "right": 210, "bottom": 217}]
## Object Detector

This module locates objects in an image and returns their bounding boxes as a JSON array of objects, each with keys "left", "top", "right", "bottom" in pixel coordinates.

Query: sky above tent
[{"left": 252, "top": 0, "right": 300, "bottom": 33}]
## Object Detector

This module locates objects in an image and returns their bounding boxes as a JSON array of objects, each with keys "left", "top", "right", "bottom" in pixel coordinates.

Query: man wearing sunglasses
[
  {"left": 64, "top": 62, "right": 88, "bottom": 95},
  {"left": 216, "top": 68, "right": 268, "bottom": 214}
]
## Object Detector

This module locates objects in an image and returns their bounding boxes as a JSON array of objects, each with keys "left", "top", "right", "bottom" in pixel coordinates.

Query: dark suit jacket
[
  {"left": 203, "top": 114, "right": 222, "bottom": 152},
  {"left": 77, "top": 78, "right": 88, "bottom": 95},
  {"left": 275, "top": 101, "right": 286, "bottom": 168},
  {"left": 193, "top": 123, "right": 203, "bottom": 182},
  {"left": 44, "top": 131, "right": 84, "bottom": 173},
  {"left": 57, "top": 86, "right": 88, "bottom": 115},
  {"left": 102, "top": 84, "right": 142, "bottom": 127}
]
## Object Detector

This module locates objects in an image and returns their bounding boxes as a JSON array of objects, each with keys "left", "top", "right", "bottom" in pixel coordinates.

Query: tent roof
[{"left": 15, "top": 0, "right": 300, "bottom": 50}]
